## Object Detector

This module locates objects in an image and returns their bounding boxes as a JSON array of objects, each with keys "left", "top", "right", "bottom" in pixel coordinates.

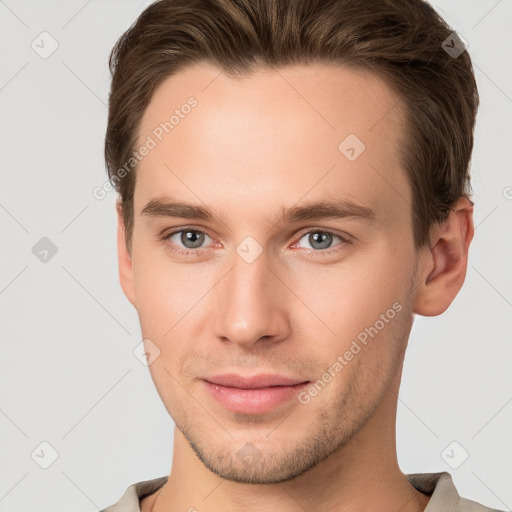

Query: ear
[
  {"left": 413, "top": 196, "right": 475, "bottom": 316},
  {"left": 116, "top": 200, "right": 137, "bottom": 307}
]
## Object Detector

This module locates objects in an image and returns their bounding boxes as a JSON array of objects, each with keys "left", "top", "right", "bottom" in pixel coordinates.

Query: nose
[{"left": 213, "top": 249, "right": 290, "bottom": 349}]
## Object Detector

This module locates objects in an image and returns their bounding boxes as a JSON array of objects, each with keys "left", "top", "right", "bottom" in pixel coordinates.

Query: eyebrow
[{"left": 141, "top": 195, "right": 377, "bottom": 225}]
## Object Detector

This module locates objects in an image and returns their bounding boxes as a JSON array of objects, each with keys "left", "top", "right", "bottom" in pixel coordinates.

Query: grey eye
[{"left": 297, "top": 231, "right": 341, "bottom": 251}]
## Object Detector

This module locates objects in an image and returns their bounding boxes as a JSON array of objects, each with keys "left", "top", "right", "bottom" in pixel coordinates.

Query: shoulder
[
  {"left": 405, "top": 472, "right": 505, "bottom": 512},
  {"left": 100, "top": 476, "right": 168, "bottom": 512},
  {"left": 458, "top": 496, "right": 506, "bottom": 512}
]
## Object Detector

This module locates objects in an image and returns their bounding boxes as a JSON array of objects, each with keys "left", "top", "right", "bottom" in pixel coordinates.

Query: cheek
[
  {"left": 288, "top": 248, "right": 412, "bottom": 386},
  {"left": 131, "top": 255, "right": 221, "bottom": 386},
  {"left": 289, "top": 250, "right": 407, "bottom": 334},
  {"left": 131, "top": 246, "right": 204, "bottom": 334},
  {"left": 310, "top": 299, "right": 410, "bottom": 416}
]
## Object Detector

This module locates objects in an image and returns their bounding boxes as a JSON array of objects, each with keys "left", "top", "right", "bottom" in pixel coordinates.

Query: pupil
[
  {"left": 183, "top": 230, "right": 203, "bottom": 248},
  {"left": 311, "top": 232, "right": 331, "bottom": 250}
]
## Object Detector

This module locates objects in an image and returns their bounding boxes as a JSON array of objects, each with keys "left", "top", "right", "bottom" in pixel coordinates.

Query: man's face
[{"left": 121, "top": 62, "right": 423, "bottom": 483}]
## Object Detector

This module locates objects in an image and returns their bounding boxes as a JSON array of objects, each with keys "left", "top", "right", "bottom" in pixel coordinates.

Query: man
[{"left": 101, "top": 0, "right": 502, "bottom": 510}]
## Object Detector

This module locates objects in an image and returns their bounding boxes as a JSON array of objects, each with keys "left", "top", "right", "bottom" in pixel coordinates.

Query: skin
[{"left": 116, "top": 62, "right": 474, "bottom": 512}]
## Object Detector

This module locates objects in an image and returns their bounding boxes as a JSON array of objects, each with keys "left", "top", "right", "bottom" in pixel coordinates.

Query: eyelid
[
  {"left": 161, "top": 225, "right": 352, "bottom": 240},
  {"left": 292, "top": 226, "right": 353, "bottom": 243},
  {"left": 160, "top": 225, "right": 217, "bottom": 248},
  {"left": 160, "top": 225, "right": 352, "bottom": 255}
]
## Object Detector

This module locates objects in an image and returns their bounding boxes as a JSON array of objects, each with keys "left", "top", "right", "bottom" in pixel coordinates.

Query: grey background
[{"left": 0, "top": 0, "right": 511, "bottom": 510}]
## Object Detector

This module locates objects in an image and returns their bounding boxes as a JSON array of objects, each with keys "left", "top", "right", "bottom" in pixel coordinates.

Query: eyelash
[{"left": 160, "top": 226, "right": 352, "bottom": 258}]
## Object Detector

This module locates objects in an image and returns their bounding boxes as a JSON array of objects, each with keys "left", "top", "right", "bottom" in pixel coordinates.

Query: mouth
[{"left": 201, "top": 374, "right": 310, "bottom": 414}]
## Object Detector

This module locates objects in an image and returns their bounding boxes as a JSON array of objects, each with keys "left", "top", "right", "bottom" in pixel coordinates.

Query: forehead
[{"left": 135, "top": 62, "right": 410, "bottom": 228}]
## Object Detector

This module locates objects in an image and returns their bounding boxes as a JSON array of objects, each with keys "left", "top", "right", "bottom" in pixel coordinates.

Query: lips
[
  {"left": 203, "top": 373, "right": 309, "bottom": 389},
  {"left": 201, "top": 373, "right": 311, "bottom": 414}
]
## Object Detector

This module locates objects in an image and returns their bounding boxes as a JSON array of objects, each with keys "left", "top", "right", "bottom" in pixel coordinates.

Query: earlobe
[
  {"left": 116, "top": 200, "right": 137, "bottom": 307},
  {"left": 413, "top": 197, "right": 474, "bottom": 316}
]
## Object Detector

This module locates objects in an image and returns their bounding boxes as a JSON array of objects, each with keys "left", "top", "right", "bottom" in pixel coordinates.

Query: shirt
[{"left": 100, "top": 472, "right": 505, "bottom": 511}]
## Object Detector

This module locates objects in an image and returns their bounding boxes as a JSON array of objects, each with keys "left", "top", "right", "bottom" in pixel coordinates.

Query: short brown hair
[{"left": 105, "top": 0, "right": 479, "bottom": 255}]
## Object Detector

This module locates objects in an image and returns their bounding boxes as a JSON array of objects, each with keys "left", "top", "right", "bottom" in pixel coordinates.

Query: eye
[
  {"left": 292, "top": 229, "right": 350, "bottom": 256},
  {"left": 160, "top": 227, "right": 351, "bottom": 258},
  {"left": 161, "top": 228, "right": 214, "bottom": 255}
]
